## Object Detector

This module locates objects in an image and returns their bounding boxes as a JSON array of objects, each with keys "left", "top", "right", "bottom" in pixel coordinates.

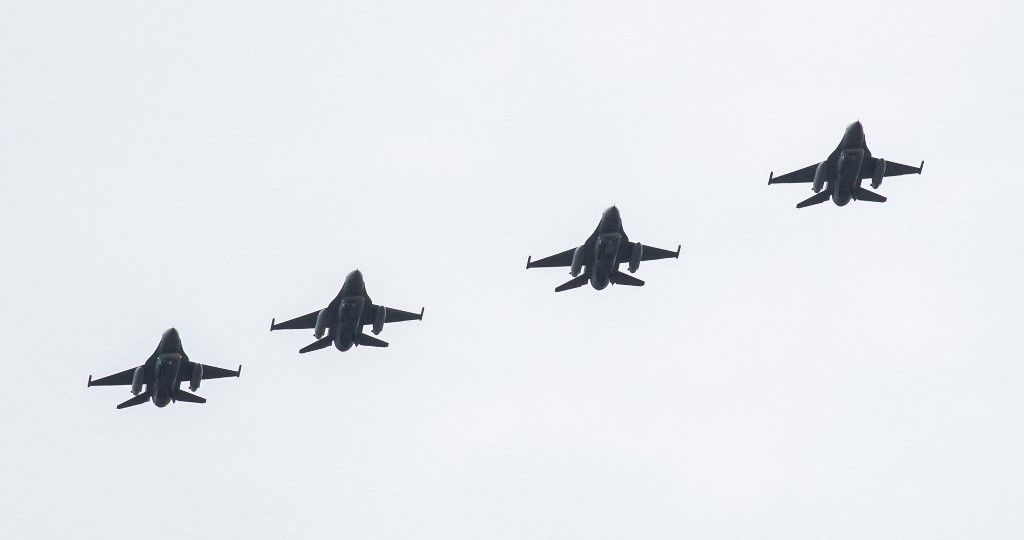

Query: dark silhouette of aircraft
[
  {"left": 526, "top": 206, "right": 680, "bottom": 292},
  {"left": 270, "top": 270, "right": 424, "bottom": 353},
  {"left": 768, "top": 121, "right": 924, "bottom": 208},
  {"left": 87, "top": 328, "right": 241, "bottom": 409}
]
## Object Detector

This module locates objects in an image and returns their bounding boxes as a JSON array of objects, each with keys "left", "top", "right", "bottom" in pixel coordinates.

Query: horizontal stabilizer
[
  {"left": 173, "top": 389, "right": 207, "bottom": 404},
  {"left": 299, "top": 336, "right": 333, "bottom": 354},
  {"left": 554, "top": 274, "right": 589, "bottom": 292},
  {"left": 116, "top": 392, "right": 151, "bottom": 409},
  {"left": 796, "top": 190, "right": 832, "bottom": 209},
  {"left": 610, "top": 272, "right": 644, "bottom": 287},
  {"left": 852, "top": 187, "right": 886, "bottom": 203},
  {"left": 354, "top": 333, "right": 389, "bottom": 348}
]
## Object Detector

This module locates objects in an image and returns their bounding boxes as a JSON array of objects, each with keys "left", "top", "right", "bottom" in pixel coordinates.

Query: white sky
[{"left": 1, "top": 1, "right": 1023, "bottom": 538}]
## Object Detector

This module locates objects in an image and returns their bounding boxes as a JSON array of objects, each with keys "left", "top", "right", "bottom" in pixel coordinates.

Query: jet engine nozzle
[
  {"left": 372, "top": 306, "right": 386, "bottom": 335},
  {"left": 313, "top": 309, "right": 328, "bottom": 339},
  {"left": 628, "top": 242, "right": 643, "bottom": 273},
  {"left": 569, "top": 246, "right": 584, "bottom": 277},
  {"left": 130, "top": 367, "right": 144, "bottom": 396},
  {"left": 812, "top": 161, "right": 826, "bottom": 193},
  {"left": 189, "top": 363, "right": 203, "bottom": 391},
  {"left": 871, "top": 158, "right": 886, "bottom": 189}
]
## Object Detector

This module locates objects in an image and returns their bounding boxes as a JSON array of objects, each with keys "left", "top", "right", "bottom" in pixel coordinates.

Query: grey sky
[{"left": 1, "top": 1, "right": 1022, "bottom": 538}]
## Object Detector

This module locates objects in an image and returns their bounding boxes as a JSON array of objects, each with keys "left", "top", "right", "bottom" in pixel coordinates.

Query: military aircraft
[
  {"left": 768, "top": 121, "right": 924, "bottom": 208},
  {"left": 87, "top": 328, "right": 241, "bottom": 409},
  {"left": 526, "top": 206, "right": 680, "bottom": 292},
  {"left": 270, "top": 270, "right": 424, "bottom": 353}
]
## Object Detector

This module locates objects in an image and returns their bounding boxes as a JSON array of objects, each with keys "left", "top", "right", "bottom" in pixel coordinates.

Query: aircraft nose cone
[
  {"left": 164, "top": 328, "right": 179, "bottom": 339},
  {"left": 348, "top": 269, "right": 364, "bottom": 282},
  {"left": 605, "top": 205, "right": 620, "bottom": 217},
  {"left": 849, "top": 120, "right": 863, "bottom": 132}
]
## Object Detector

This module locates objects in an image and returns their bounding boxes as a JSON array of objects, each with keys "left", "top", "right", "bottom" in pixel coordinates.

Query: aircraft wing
[
  {"left": 363, "top": 305, "right": 424, "bottom": 325},
  {"left": 183, "top": 362, "right": 241, "bottom": 380},
  {"left": 270, "top": 310, "right": 319, "bottom": 330},
  {"left": 385, "top": 306, "right": 424, "bottom": 323},
  {"left": 861, "top": 158, "right": 923, "bottom": 179},
  {"left": 640, "top": 244, "right": 680, "bottom": 261},
  {"left": 88, "top": 367, "right": 137, "bottom": 386},
  {"left": 768, "top": 164, "right": 818, "bottom": 184},
  {"left": 526, "top": 248, "right": 576, "bottom": 268}
]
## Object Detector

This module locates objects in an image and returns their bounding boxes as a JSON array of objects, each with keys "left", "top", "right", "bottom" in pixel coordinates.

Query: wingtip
[
  {"left": 919, "top": 160, "right": 924, "bottom": 174},
  {"left": 237, "top": 365, "right": 242, "bottom": 377},
  {"left": 675, "top": 245, "right": 681, "bottom": 258},
  {"left": 526, "top": 256, "right": 532, "bottom": 269},
  {"left": 87, "top": 375, "right": 92, "bottom": 387},
  {"left": 768, "top": 171, "right": 774, "bottom": 184},
  {"left": 419, "top": 307, "right": 425, "bottom": 320},
  {"left": 269, "top": 318, "right": 275, "bottom": 332}
]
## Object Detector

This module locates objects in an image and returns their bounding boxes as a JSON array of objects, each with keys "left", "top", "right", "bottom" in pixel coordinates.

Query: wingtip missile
[
  {"left": 237, "top": 365, "right": 242, "bottom": 377},
  {"left": 419, "top": 307, "right": 425, "bottom": 320},
  {"left": 768, "top": 171, "right": 774, "bottom": 184},
  {"left": 269, "top": 318, "right": 275, "bottom": 332},
  {"left": 526, "top": 256, "right": 532, "bottom": 269},
  {"left": 919, "top": 160, "right": 924, "bottom": 174},
  {"left": 675, "top": 245, "right": 681, "bottom": 258},
  {"left": 87, "top": 375, "right": 92, "bottom": 387}
]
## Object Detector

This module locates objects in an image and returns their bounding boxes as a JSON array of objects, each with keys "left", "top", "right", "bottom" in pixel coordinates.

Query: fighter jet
[
  {"left": 270, "top": 270, "right": 424, "bottom": 353},
  {"left": 768, "top": 121, "right": 924, "bottom": 208},
  {"left": 526, "top": 206, "right": 680, "bottom": 292},
  {"left": 87, "top": 328, "right": 241, "bottom": 409}
]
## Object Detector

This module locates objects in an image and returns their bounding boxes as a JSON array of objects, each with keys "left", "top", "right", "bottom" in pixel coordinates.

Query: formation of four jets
[{"left": 88, "top": 121, "right": 924, "bottom": 409}]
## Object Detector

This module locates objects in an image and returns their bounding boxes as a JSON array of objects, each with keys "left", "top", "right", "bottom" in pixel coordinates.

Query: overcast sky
[{"left": 2, "top": 1, "right": 1023, "bottom": 538}]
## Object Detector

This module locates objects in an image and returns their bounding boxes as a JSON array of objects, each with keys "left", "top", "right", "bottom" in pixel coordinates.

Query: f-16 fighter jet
[
  {"left": 270, "top": 270, "right": 424, "bottom": 354},
  {"left": 526, "top": 206, "right": 680, "bottom": 292},
  {"left": 768, "top": 121, "right": 924, "bottom": 208},
  {"left": 87, "top": 328, "right": 241, "bottom": 409}
]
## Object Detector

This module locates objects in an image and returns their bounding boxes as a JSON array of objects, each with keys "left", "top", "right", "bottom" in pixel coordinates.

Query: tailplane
[
  {"left": 354, "top": 333, "right": 389, "bottom": 348},
  {"left": 796, "top": 190, "right": 832, "bottom": 209},
  {"left": 554, "top": 274, "right": 589, "bottom": 292},
  {"left": 173, "top": 389, "right": 207, "bottom": 404},
  {"left": 299, "top": 336, "right": 333, "bottom": 354},
  {"left": 852, "top": 187, "right": 887, "bottom": 203},
  {"left": 116, "top": 392, "right": 151, "bottom": 409},
  {"left": 610, "top": 271, "right": 644, "bottom": 287}
]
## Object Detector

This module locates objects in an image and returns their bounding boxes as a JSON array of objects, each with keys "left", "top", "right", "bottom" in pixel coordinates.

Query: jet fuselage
[
  {"left": 588, "top": 207, "right": 625, "bottom": 290},
  {"left": 132, "top": 329, "right": 188, "bottom": 407},
  {"left": 826, "top": 122, "right": 872, "bottom": 206},
  {"left": 150, "top": 330, "right": 187, "bottom": 407},
  {"left": 320, "top": 270, "right": 368, "bottom": 351}
]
